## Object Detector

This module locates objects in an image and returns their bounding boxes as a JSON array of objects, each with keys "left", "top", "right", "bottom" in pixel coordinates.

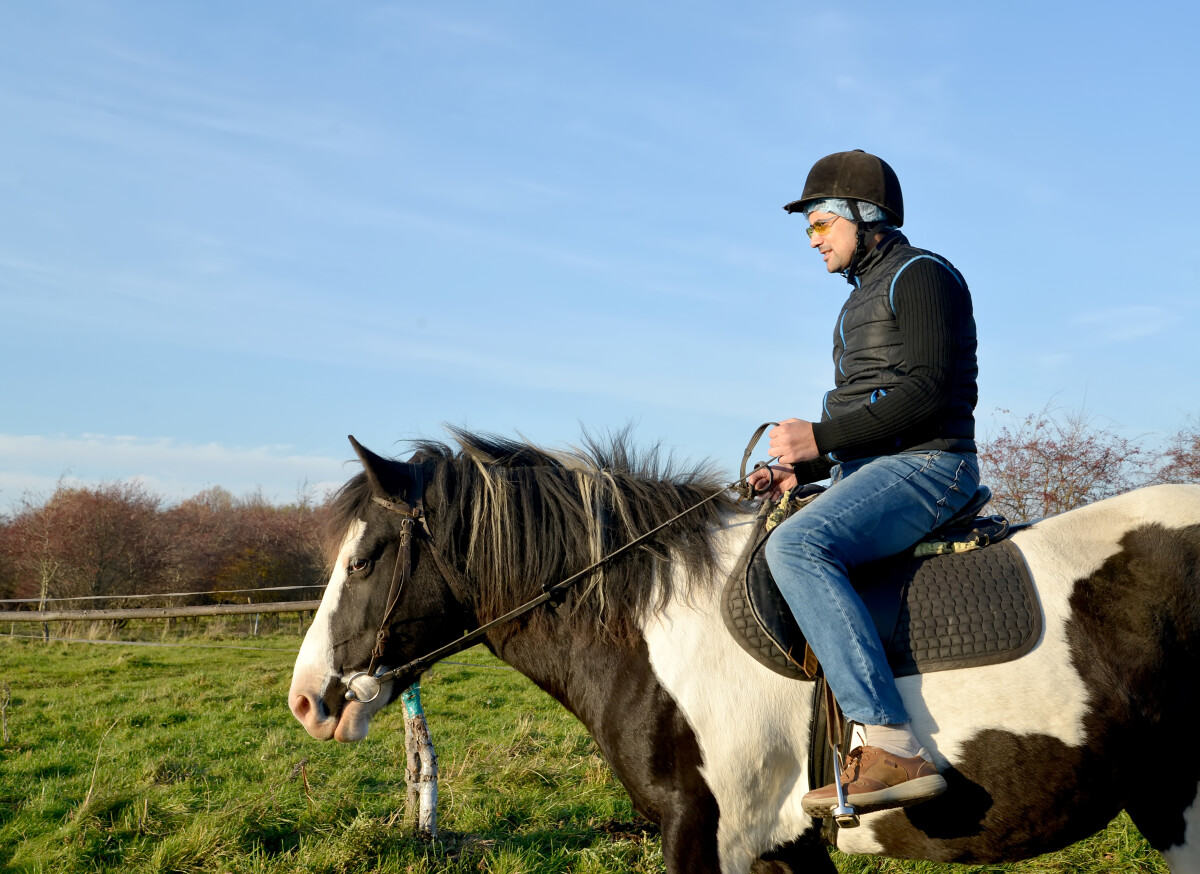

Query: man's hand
[
  {"left": 747, "top": 464, "right": 798, "bottom": 501},
  {"left": 768, "top": 418, "right": 819, "bottom": 464}
]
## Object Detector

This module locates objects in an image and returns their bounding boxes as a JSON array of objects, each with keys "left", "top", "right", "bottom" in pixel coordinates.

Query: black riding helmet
[
  {"left": 785, "top": 150, "right": 904, "bottom": 283},
  {"left": 783, "top": 150, "right": 904, "bottom": 227}
]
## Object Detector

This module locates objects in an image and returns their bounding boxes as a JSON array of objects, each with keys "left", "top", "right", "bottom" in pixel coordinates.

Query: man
[{"left": 748, "top": 150, "right": 980, "bottom": 818}]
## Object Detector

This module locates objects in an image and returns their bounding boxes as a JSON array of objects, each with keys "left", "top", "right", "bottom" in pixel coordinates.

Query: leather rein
[{"left": 342, "top": 425, "right": 778, "bottom": 704}]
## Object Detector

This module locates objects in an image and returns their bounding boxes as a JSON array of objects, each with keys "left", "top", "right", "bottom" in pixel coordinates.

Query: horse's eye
[{"left": 348, "top": 558, "right": 370, "bottom": 574}]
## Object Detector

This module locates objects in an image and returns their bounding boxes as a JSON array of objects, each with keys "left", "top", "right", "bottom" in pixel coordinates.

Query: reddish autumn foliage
[
  {"left": 978, "top": 406, "right": 1154, "bottom": 522},
  {"left": 0, "top": 482, "right": 330, "bottom": 605},
  {"left": 0, "top": 481, "right": 169, "bottom": 605},
  {"left": 156, "top": 487, "right": 327, "bottom": 602},
  {"left": 1152, "top": 416, "right": 1200, "bottom": 485}
]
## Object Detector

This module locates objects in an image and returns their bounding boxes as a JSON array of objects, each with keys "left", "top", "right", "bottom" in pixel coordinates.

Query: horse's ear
[{"left": 348, "top": 435, "right": 412, "bottom": 499}]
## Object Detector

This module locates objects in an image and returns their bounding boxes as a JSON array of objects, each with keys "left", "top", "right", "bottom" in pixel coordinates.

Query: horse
[{"left": 289, "top": 430, "right": 1200, "bottom": 874}]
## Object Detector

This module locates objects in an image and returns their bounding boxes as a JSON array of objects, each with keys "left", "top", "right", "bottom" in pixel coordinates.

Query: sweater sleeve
[
  {"left": 810, "top": 258, "right": 969, "bottom": 457},
  {"left": 789, "top": 457, "right": 835, "bottom": 485}
]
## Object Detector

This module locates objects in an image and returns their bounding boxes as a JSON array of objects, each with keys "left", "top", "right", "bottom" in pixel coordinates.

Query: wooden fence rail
[{"left": 0, "top": 600, "right": 323, "bottom": 623}]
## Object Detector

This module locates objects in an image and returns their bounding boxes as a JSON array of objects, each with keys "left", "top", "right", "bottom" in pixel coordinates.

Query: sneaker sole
[{"left": 802, "top": 774, "right": 948, "bottom": 818}]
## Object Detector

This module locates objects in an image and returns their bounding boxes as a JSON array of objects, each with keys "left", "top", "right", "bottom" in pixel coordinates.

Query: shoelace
[{"left": 839, "top": 746, "right": 866, "bottom": 780}]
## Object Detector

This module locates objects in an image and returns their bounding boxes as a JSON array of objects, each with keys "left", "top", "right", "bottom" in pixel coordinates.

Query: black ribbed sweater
[{"left": 790, "top": 248, "right": 977, "bottom": 484}]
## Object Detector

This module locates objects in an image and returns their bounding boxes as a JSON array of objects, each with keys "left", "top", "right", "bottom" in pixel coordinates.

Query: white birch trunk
[{"left": 401, "top": 682, "right": 438, "bottom": 839}]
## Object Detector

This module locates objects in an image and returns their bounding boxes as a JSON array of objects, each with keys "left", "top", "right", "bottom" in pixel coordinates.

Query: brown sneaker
[{"left": 802, "top": 745, "right": 946, "bottom": 818}]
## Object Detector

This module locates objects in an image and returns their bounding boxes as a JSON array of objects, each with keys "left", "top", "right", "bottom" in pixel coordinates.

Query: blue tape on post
[{"left": 401, "top": 682, "right": 424, "bottom": 718}]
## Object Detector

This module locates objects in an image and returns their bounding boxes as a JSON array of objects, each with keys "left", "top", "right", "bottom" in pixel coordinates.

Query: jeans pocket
[
  {"left": 902, "top": 450, "right": 943, "bottom": 478},
  {"left": 932, "top": 456, "right": 979, "bottom": 526}
]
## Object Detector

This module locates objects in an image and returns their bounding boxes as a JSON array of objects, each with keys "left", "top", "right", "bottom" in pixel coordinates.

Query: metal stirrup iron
[
  {"left": 830, "top": 746, "right": 859, "bottom": 828},
  {"left": 824, "top": 681, "right": 859, "bottom": 828}
]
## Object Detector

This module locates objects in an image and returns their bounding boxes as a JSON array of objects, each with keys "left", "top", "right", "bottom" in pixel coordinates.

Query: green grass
[{"left": 0, "top": 632, "right": 1169, "bottom": 873}]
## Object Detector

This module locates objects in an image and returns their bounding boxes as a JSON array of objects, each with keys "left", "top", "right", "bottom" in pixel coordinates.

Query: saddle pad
[
  {"left": 868, "top": 538, "right": 1041, "bottom": 676},
  {"left": 722, "top": 529, "right": 1041, "bottom": 679},
  {"left": 721, "top": 502, "right": 812, "bottom": 680}
]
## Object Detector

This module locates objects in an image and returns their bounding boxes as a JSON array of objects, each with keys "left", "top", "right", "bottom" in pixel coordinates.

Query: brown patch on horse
[{"left": 867, "top": 522, "right": 1200, "bottom": 859}]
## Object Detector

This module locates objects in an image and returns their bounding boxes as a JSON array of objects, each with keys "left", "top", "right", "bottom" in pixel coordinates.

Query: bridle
[
  {"left": 345, "top": 460, "right": 472, "bottom": 696},
  {"left": 342, "top": 424, "right": 780, "bottom": 704}
]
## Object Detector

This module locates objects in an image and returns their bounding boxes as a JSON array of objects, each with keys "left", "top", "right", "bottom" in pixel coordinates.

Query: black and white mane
[{"left": 325, "top": 429, "right": 741, "bottom": 643}]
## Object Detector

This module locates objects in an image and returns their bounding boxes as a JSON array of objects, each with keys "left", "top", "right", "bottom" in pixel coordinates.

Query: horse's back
[
  {"left": 842, "top": 484, "right": 1200, "bottom": 867},
  {"left": 1019, "top": 482, "right": 1200, "bottom": 547}
]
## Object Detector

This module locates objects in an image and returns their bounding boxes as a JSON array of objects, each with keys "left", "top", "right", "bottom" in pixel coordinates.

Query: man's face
[{"left": 807, "top": 211, "right": 857, "bottom": 274}]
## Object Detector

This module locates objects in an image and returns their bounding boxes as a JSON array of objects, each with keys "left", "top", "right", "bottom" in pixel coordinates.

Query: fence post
[{"left": 401, "top": 682, "right": 438, "bottom": 839}]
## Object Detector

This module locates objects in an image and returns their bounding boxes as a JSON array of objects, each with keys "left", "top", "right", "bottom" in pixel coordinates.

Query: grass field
[{"left": 0, "top": 630, "right": 1169, "bottom": 873}]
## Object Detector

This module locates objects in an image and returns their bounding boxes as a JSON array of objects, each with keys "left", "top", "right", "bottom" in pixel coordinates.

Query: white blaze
[{"left": 290, "top": 520, "right": 393, "bottom": 742}]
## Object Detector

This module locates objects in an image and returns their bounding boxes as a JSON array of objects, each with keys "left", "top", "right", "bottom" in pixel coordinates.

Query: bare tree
[
  {"left": 0, "top": 520, "right": 19, "bottom": 601},
  {"left": 1152, "top": 416, "right": 1200, "bottom": 485},
  {"left": 56, "top": 482, "right": 169, "bottom": 601},
  {"left": 1, "top": 482, "right": 170, "bottom": 606},
  {"left": 3, "top": 487, "right": 71, "bottom": 606},
  {"left": 159, "top": 486, "right": 328, "bottom": 601},
  {"left": 159, "top": 486, "right": 241, "bottom": 600},
  {"left": 3, "top": 481, "right": 329, "bottom": 613},
  {"left": 210, "top": 490, "right": 327, "bottom": 600},
  {"left": 978, "top": 405, "right": 1153, "bottom": 523}
]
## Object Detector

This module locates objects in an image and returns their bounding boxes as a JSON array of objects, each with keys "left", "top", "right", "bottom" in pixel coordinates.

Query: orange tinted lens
[{"left": 806, "top": 218, "right": 836, "bottom": 238}]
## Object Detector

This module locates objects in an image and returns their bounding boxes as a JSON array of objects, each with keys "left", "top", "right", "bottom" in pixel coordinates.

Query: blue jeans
[{"left": 763, "top": 450, "right": 980, "bottom": 725}]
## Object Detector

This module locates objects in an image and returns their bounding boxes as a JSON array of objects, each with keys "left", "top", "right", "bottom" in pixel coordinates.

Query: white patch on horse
[
  {"left": 1162, "top": 784, "right": 1200, "bottom": 874},
  {"left": 295, "top": 523, "right": 360, "bottom": 672},
  {"left": 641, "top": 513, "right": 818, "bottom": 874},
  {"left": 294, "top": 520, "right": 364, "bottom": 680}
]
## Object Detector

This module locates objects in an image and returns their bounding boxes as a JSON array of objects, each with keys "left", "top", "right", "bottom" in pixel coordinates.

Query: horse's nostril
[{"left": 291, "top": 692, "right": 314, "bottom": 721}]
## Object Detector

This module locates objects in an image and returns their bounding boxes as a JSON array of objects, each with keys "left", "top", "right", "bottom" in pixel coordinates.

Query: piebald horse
[{"left": 289, "top": 431, "right": 1200, "bottom": 873}]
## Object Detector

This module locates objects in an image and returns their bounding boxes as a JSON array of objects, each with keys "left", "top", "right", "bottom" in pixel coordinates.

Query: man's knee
[{"left": 763, "top": 519, "right": 833, "bottom": 570}]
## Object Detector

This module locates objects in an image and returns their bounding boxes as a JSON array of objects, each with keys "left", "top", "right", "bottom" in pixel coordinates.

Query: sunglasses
[{"left": 806, "top": 215, "right": 842, "bottom": 239}]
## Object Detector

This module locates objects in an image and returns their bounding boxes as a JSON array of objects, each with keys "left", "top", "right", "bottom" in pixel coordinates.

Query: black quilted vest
[{"left": 822, "top": 232, "right": 978, "bottom": 460}]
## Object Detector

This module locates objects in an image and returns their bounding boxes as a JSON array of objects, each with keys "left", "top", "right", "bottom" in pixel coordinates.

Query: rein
[{"left": 343, "top": 424, "right": 779, "bottom": 704}]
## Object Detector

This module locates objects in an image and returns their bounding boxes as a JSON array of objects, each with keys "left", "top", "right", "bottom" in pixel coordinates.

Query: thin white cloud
[
  {"left": 27, "top": 30, "right": 381, "bottom": 159},
  {"left": 1070, "top": 306, "right": 1170, "bottom": 344},
  {"left": 1033, "top": 351, "right": 1073, "bottom": 371},
  {"left": 362, "top": 6, "right": 518, "bottom": 49}
]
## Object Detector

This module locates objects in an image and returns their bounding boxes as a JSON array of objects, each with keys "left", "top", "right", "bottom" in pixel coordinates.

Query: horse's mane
[{"left": 328, "top": 428, "right": 743, "bottom": 645}]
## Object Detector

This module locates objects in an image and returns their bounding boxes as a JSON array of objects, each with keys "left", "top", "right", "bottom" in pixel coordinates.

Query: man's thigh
[{"left": 783, "top": 452, "right": 967, "bottom": 567}]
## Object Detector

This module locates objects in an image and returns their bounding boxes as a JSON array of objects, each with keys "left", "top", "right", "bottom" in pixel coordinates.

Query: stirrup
[
  {"left": 822, "top": 684, "right": 859, "bottom": 828},
  {"left": 830, "top": 745, "right": 860, "bottom": 828}
]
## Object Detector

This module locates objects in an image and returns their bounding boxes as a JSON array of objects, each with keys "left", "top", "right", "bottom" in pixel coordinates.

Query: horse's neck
[{"left": 484, "top": 508, "right": 758, "bottom": 723}]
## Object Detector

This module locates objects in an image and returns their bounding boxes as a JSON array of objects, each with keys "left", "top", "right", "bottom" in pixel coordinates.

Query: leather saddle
[{"left": 721, "top": 485, "right": 1040, "bottom": 681}]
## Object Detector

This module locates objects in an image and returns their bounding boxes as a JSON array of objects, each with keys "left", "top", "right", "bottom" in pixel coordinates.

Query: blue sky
[{"left": 2, "top": 2, "right": 1198, "bottom": 510}]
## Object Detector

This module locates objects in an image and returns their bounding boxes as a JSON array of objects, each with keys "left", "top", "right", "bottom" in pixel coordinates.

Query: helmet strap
[
  {"left": 841, "top": 201, "right": 889, "bottom": 284},
  {"left": 843, "top": 201, "right": 869, "bottom": 284}
]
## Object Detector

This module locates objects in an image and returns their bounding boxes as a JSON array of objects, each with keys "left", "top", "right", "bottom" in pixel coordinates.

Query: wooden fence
[{"left": 0, "top": 600, "right": 323, "bottom": 623}]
